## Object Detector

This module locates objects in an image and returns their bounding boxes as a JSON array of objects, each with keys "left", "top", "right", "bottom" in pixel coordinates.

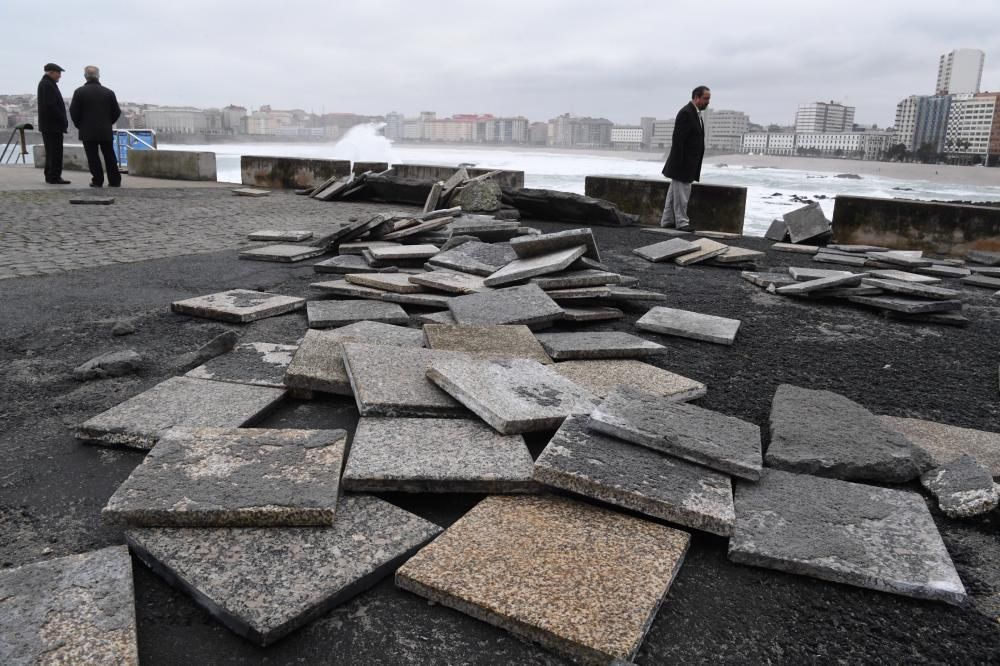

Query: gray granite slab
[
  {"left": 342, "top": 417, "right": 536, "bottom": 493},
  {"left": 345, "top": 272, "right": 426, "bottom": 294},
  {"left": 307, "top": 300, "right": 408, "bottom": 328},
  {"left": 172, "top": 289, "right": 305, "bottom": 323},
  {"left": 483, "top": 245, "right": 587, "bottom": 287},
  {"left": 636, "top": 306, "right": 740, "bottom": 345},
  {"left": 589, "top": 385, "right": 762, "bottom": 480},
  {"left": 409, "top": 270, "right": 489, "bottom": 294},
  {"left": 551, "top": 359, "right": 706, "bottom": 401},
  {"left": 776, "top": 272, "right": 867, "bottom": 295},
  {"left": 915, "top": 265, "right": 971, "bottom": 279},
  {"left": 860, "top": 278, "right": 960, "bottom": 300},
  {"left": 546, "top": 286, "right": 613, "bottom": 300},
  {"left": 560, "top": 306, "right": 625, "bottom": 322},
  {"left": 428, "top": 241, "right": 517, "bottom": 276},
  {"left": 70, "top": 196, "right": 115, "bottom": 204},
  {"left": 881, "top": 415, "right": 1000, "bottom": 477},
  {"left": 381, "top": 216, "right": 454, "bottom": 241},
  {"left": 426, "top": 356, "right": 600, "bottom": 434},
  {"left": 233, "top": 188, "right": 271, "bottom": 197},
  {"left": 248, "top": 229, "right": 312, "bottom": 241},
  {"left": 572, "top": 256, "right": 612, "bottom": 272},
  {"left": 342, "top": 343, "right": 469, "bottom": 417},
  {"left": 767, "top": 384, "right": 932, "bottom": 483},
  {"left": 884, "top": 310, "right": 971, "bottom": 326},
  {"left": 966, "top": 250, "right": 1000, "bottom": 266},
  {"left": 633, "top": 238, "right": 699, "bottom": 262},
  {"left": 713, "top": 246, "right": 765, "bottom": 264},
  {"left": 0, "top": 545, "right": 138, "bottom": 665},
  {"left": 605, "top": 286, "right": 668, "bottom": 301},
  {"left": 740, "top": 271, "right": 797, "bottom": 290},
  {"left": 186, "top": 342, "right": 296, "bottom": 389},
  {"left": 867, "top": 269, "right": 941, "bottom": 284},
  {"left": 535, "top": 332, "right": 664, "bottom": 360},
  {"left": 448, "top": 284, "right": 564, "bottom": 328},
  {"left": 239, "top": 244, "right": 326, "bottom": 263},
  {"left": 450, "top": 218, "right": 520, "bottom": 235},
  {"left": 869, "top": 251, "right": 932, "bottom": 268},
  {"left": 510, "top": 228, "right": 601, "bottom": 261},
  {"left": 284, "top": 322, "right": 424, "bottom": 395},
  {"left": 921, "top": 455, "right": 1000, "bottom": 518},
  {"left": 103, "top": 428, "right": 346, "bottom": 527},
  {"left": 729, "top": 468, "right": 966, "bottom": 605},
  {"left": 127, "top": 495, "right": 441, "bottom": 646},
  {"left": 314, "top": 255, "right": 396, "bottom": 274},
  {"left": 782, "top": 203, "right": 830, "bottom": 243},
  {"left": 338, "top": 240, "right": 402, "bottom": 255},
  {"left": 534, "top": 414, "right": 734, "bottom": 535},
  {"left": 675, "top": 238, "right": 729, "bottom": 266},
  {"left": 962, "top": 274, "right": 1000, "bottom": 289},
  {"left": 530, "top": 269, "right": 623, "bottom": 289},
  {"left": 764, "top": 218, "right": 789, "bottom": 241},
  {"left": 968, "top": 266, "right": 1000, "bottom": 276},
  {"left": 788, "top": 267, "right": 853, "bottom": 281},
  {"left": 368, "top": 244, "right": 440, "bottom": 261},
  {"left": 424, "top": 324, "right": 552, "bottom": 364},
  {"left": 827, "top": 244, "right": 888, "bottom": 253},
  {"left": 813, "top": 252, "right": 868, "bottom": 267},
  {"left": 847, "top": 294, "right": 963, "bottom": 314},
  {"left": 381, "top": 291, "right": 455, "bottom": 308},
  {"left": 77, "top": 377, "right": 285, "bottom": 450},
  {"left": 771, "top": 242, "right": 818, "bottom": 254},
  {"left": 417, "top": 310, "right": 458, "bottom": 325},
  {"left": 310, "top": 279, "right": 388, "bottom": 300}
]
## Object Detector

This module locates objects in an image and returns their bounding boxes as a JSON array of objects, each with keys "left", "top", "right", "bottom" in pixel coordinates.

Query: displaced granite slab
[
  {"left": 0, "top": 545, "right": 138, "bottom": 666},
  {"left": 381, "top": 216, "right": 454, "bottom": 241},
  {"left": 589, "top": 385, "right": 762, "bottom": 480},
  {"left": 550, "top": 359, "right": 705, "bottom": 401},
  {"left": 345, "top": 272, "right": 426, "bottom": 294},
  {"left": 921, "top": 455, "right": 1000, "bottom": 518},
  {"left": 381, "top": 291, "right": 454, "bottom": 308},
  {"left": 103, "top": 428, "right": 346, "bottom": 527},
  {"left": 248, "top": 229, "right": 312, "bottom": 241},
  {"left": 448, "top": 284, "right": 564, "bottom": 328},
  {"left": 239, "top": 244, "right": 326, "bottom": 263},
  {"left": 483, "top": 245, "right": 587, "bottom": 287},
  {"left": 767, "top": 384, "right": 932, "bottom": 482},
  {"left": 868, "top": 269, "right": 941, "bottom": 284},
  {"left": 171, "top": 289, "right": 305, "bottom": 323},
  {"left": 426, "top": 356, "right": 600, "bottom": 434},
  {"left": 560, "top": 306, "right": 625, "bottom": 322},
  {"left": 342, "top": 418, "right": 536, "bottom": 493},
  {"left": 368, "top": 244, "right": 440, "bottom": 261},
  {"left": 307, "top": 300, "right": 409, "bottom": 328},
  {"left": 310, "top": 279, "right": 388, "bottom": 300},
  {"left": 534, "top": 414, "right": 734, "bottom": 535},
  {"left": 338, "top": 240, "right": 402, "bottom": 255},
  {"left": 636, "top": 306, "right": 741, "bottom": 345},
  {"left": 813, "top": 252, "right": 868, "bottom": 267},
  {"left": 417, "top": 310, "right": 458, "bottom": 325},
  {"left": 962, "top": 274, "right": 1000, "bottom": 289},
  {"left": 713, "top": 246, "right": 765, "bottom": 264},
  {"left": 127, "top": 495, "right": 441, "bottom": 646},
  {"left": 284, "top": 322, "right": 424, "bottom": 396},
  {"left": 729, "top": 468, "right": 966, "bottom": 605},
  {"left": 510, "top": 228, "right": 601, "bottom": 261},
  {"left": 396, "top": 494, "right": 690, "bottom": 665},
  {"left": 633, "top": 238, "right": 699, "bottom": 263},
  {"left": 828, "top": 244, "right": 889, "bottom": 253},
  {"left": 605, "top": 286, "right": 668, "bottom": 302},
  {"left": 70, "top": 196, "right": 115, "bottom": 205},
  {"left": 535, "top": 331, "right": 664, "bottom": 360},
  {"left": 674, "top": 238, "right": 728, "bottom": 266},
  {"left": 545, "top": 286, "right": 613, "bottom": 300},
  {"left": 881, "top": 415, "right": 1000, "bottom": 477},
  {"left": 342, "top": 343, "right": 468, "bottom": 417},
  {"left": 776, "top": 273, "right": 866, "bottom": 295},
  {"left": 423, "top": 324, "right": 552, "bottom": 364},
  {"left": 764, "top": 218, "right": 789, "bottom": 241},
  {"left": 531, "top": 269, "right": 623, "bottom": 290},
  {"left": 788, "top": 267, "right": 854, "bottom": 281},
  {"left": 409, "top": 270, "right": 489, "bottom": 294},
  {"left": 860, "top": 278, "right": 960, "bottom": 300},
  {"left": 847, "top": 294, "right": 963, "bottom": 314},
  {"left": 186, "top": 342, "right": 296, "bottom": 388},
  {"left": 783, "top": 202, "right": 830, "bottom": 244},
  {"left": 869, "top": 251, "right": 932, "bottom": 268},
  {"left": 966, "top": 250, "right": 1000, "bottom": 266},
  {"left": 76, "top": 377, "right": 285, "bottom": 450},
  {"left": 771, "top": 242, "right": 818, "bottom": 254},
  {"left": 915, "top": 264, "right": 971, "bottom": 279},
  {"left": 313, "top": 255, "right": 396, "bottom": 274},
  {"left": 741, "top": 271, "right": 798, "bottom": 290},
  {"left": 233, "top": 188, "right": 271, "bottom": 197},
  {"left": 428, "top": 240, "right": 517, "bottom": 276}
]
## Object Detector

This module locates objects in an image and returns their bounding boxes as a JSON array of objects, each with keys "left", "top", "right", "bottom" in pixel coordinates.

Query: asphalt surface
[{"left": 1, "top": 198, "right": 999, "bottom": 665}]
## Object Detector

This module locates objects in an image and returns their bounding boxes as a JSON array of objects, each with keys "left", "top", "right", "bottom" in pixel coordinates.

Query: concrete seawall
[
  {"left": 31, "top": 145, "right": 89, "bottom": 172},
  {"left": 392, "top": 164, "right": 525, "bottom": 189},
  {"left": 129, "top": 150, "right": 217, "bottom": 181},
  {"left": 241, "top": 156, "right": 351, "bottom": 189}
]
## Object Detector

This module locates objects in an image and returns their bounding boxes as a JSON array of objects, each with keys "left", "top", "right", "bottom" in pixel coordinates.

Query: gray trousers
[{"left": 659, "top": 180, "right": 692, "bottom": 228}]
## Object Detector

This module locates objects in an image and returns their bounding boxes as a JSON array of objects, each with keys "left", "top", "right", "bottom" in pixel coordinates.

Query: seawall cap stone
[
  {"left": 636, "top": 306, "right": 740, "bottom": 345},
  {"left": 171, "top": 289, "right": 305, "bottom": 323},
  {"left": 448, "top": 284, "right": 564, "bottom": 328},
  {"left": 550, "top": 359, "right": 706, "bottom": 401},
  {"left": 535, "top": 331, "right": 665, "bottom": 360},
  {"left": 483, "top": 245, "right": 587, "bottom": 287},
  {"left": 428, "top": 240, "right": 517, "bottom": 276},
  {"left": 920, "top": 455, "right": 1000, "bottom": 518},
  {"left": 186, "top": 342, "right": 296, "bottom": 388},
  {"left": 509, "top": 227, "right": 601, "bottom": 261}
]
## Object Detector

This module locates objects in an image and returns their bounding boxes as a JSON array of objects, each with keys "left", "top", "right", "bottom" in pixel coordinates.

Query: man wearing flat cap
[{"left": 37, "top": 63, "right": 70, "bottom": 184}]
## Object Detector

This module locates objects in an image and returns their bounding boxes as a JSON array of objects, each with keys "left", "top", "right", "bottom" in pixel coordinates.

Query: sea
[{"left": 166, "top": 125, "right": 1000, "bottom": 237}]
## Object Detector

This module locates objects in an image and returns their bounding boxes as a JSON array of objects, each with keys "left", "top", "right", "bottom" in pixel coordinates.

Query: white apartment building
[
  {"left": 795, "top": 101, "right": 855, "bottom": 133},
  {"left": 484, "top": 117, "right": 529, "bottom": 144},
  {"left": 422, "top": 119, "right": 478, "bottom": 142},
  {"left": 742, "top": 132, "right": 797, "bottom": 156},
  {"left": 795, "top": 131, "right": 894, "bottom": 160},
  {"left": 650, "top": 119, "right": 674, "bottom": 150},
  {"left": 945, "top": 93, "right": 999, "bottom": 158},
  {"left": 611, "top": 126, "right": 643, "bottom": 149},
  {"left": 384, "top": 112, "right": 404, "bottom": 140},
  {"left": 936, "top": 49, "right": 985, "bottom": 95},
  {"left": 143, "top": 107, "right": 209, "bottom": 134},
  {"left": 704, "top": 109, "right": 749, "bottom": 152}
]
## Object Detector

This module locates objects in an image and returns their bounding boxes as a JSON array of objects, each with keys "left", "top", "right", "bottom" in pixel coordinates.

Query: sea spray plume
[{"left": 331, "top": 123, "right": 396, "bottom": 164}]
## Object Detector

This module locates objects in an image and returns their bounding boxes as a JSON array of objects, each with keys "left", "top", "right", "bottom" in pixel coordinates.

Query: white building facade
[
  {"left": 936, "top": 49, "right": 985, "bottom": 95},
  {"left": 794, "top": 102, "right": 856, "bottom": 133}
]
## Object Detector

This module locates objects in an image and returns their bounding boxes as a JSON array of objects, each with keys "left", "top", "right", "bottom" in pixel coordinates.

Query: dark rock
[
  {"left": 171, "top": 331, "right": 240, "bottom": 373},
  {"left": 73, "top": 349, "right": 142, "bottom": 381},
  {"left": 456, "top": 179, "right": 503, "bottom": 212},
  {"left": 111, "top": 320, "right": 136, "bottom": 336},
  {"left": 920, "top": 454, "right": 1000, "bottom": 519},
  {"left": 501, "top": 187, "right": 638, "bottom": 226}
]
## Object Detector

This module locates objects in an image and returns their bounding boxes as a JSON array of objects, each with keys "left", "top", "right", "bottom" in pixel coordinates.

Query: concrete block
[
  {"left": 550, "top": 359, "right": 705, "bottom": 401},
  {"left": 129, "top": 149, "right": 216, "bottom": 181},
  {"left": 32, "top": 143, "right": 90, "bottom": 171},
  {"left": 241, "top": 156, "right": 350, "bottom": 189},
  {"left": 171, "top": 289, "right": 305, "bottom": 323},
  {"left": 636, "top": 306, "right": 740, "bottom": 345}
]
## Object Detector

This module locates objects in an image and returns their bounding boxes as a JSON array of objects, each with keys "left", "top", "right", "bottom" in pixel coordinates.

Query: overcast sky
[{"left": 3, "top": 0, "right": 1000, "bottom": 127}]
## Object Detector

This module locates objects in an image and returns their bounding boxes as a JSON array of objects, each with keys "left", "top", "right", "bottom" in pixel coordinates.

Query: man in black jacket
[
  {"left": 37, "top": 63, "right": 71, "bottom": 184},
  {"left": 660, "top": 85, "right": 711, "bottom": 229},
  {"left": 69, "top": 66, "right": 122, "bottom": 187}
]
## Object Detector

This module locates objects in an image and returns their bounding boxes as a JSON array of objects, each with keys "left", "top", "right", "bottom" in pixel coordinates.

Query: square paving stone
[
  {"left": 342, "top": 343, "right": 469, "bottom": 417},
  {"left": 531, "top": 269, "right": 623, "bottom": 290},
  {"left": 962, "top": 274, "right": 1000, "bottom": 289},
  {"left": 396, "top": 494, "right": 690, "bottom": 665},
  {"left": 713, "top": 246, "right": 765, "bottom": 264},
  {"left": 729, "top": 468, "right": 966, "bottom": 605},
  {"left": 545, "top": 286, "right": 613, "bottom": 300},
  {"left": 428, "top": 241, "right": 517, "bottom": 276},
  {"left": 248, "top": 229, "right": 312, "bottom": 241},
  {"left": 0, "top": 545, "right": 138, "bottom": 666},
  {"left": 534, "top": 415, "right": 734, "bottom": 535},
  {"left": 127, "top": 495, "right": 442, "bottom": 646},
  {"left": 423, "top": 324, "right": 552, "bottom": 364},
  {"left": 771, "top": 242, "right": 818, "bottom": 254},
  {"left": 448, "top": 284, "right": 564, "bottom": 328},
  {"left": 741, "top": 271, "right": 797, "bottom": 290},
  {"left": 310, "top": 279, "right": 388, "bottom": 300},
  {"left": 426, "top": 356, "right": 600, "bottom": 434},
  {"left": 535, "top": 332, "right": 664, "bottom": 360},
  {"left": 307, "top": 300, "right": 409, "bottom": 328},
  {"left": 590, "top": 384, "right": 762, "bottom": 480},
  {"left": 550, "top": 360, "right": 706, "bottom": 401},
  {"left": 345, "top": 272, "right": 426, "bottom": 294},
  {"left": 775, "top": 272, "right": 867, "bottom": 295},
  {"left": 868, "top": 269, "right": 941, "bottom": 284},
  {"left": 814, "top": 252, "right": 868, "bottom": 267},
  {"left": 915, "top": 265, "right": 971, "bottom": 279},
  {"left": 103, "top": 427, "right": 346, "bottom": 527},
  {"left": 636, "top": 306, "right": 741, "bottom": 345},
  {"left": 881, "top": 416, "right": 1000, "bottom": 477},
  {"left": 313, "top": 255, "right": 395, "bottom": 274},
  {"left": 560, "top": 306, "right": 625, "bottom": 322},
  {"left": 342, "top": 418, "right": 536, "bottom": 493},
  {"left": 509, "top": 228, "right": 601, "bottom": 261},
  {"left": 239, "top": 244, "right": 326, "bottom": 263},
  {"left": 186, "top": 342, "right": 297, "bottom": 389},
  {"left": 847, "top": 294, "right": 962, "bottom": 314},
  {"left": 674, "top": 238, "right": 728, "bottom": 266},
  {"left": 233, "top": 188, "right": 271, "bottom": 197},
  {"left": 633, "top": 238, "right": 700, "bottom": 262},
  {"left": 409, "top": 270, "right": 489, "bottom": 294},
  {"left": 789, "top": 267, "right": 854, "bottom": 281},
  {"left": 77, "top": 377, "right": 285, "bottom": 450},
  {"left": 367, "top": 244, "right": 440, "bottom": 261},
  {"left": 783, "top": 203, "right": 830, "bottom": 243},
  {"left": 172, "top": 289, "right": 305, "bottom": 323},
  {"left": 285, "top": 322, "right": 424, "bottom": 395},
  {"left": 381, "top": 291, "right": 455, "bottom": 308},
  {"left": 418, "top": 310, "right": 458, "bottom": 325},
  {"left": 339, "top": 240, "right": 402, "bottom": 255},
  {"left": 605, "top": 286, "right": 668, "bottom": 302},
  {"left": 860, "top": 278, "right": 960, "bottom": 300},
  {"left": 871, "top": 251, "right": 932, "bottom": 268},
  {"left": 483, "top": 245, "right": 587, "bottom": 287},
  {"left": 966, "top": 250, "right": 1000, "bottom": 266}
]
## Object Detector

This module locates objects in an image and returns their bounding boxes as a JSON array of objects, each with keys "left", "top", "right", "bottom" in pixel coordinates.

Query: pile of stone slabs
[
  {"left": 409, "top": 270, "right": 489, "bottom": 294},
  {"left": 531, "top": 269, "right": 623, "bottom": 290},
  {"left": 342, "top": 343, "right": 470, "bottom": 417},
  {"left": 775, "top": 272, "right": 867, "bottom": 296},
  {"left": 284, "top": 322, "right": 425, "bottom": 396},
  {"left": 728, "top": 468, "right": 966, "bottom": 605},
  {"left": 921, "top": 455, "right": 1000, "bottom": 518},
  {"left": 423, "top": 323, "right": 552, "bottom": 364},
  {"left": 637, "top": 306, "right": 741, "bottom": 345},
  {"left": 740, "top": 271, "right": 798, "bottom": 291},
  {"left": 76, "top": 376, "right": 286, "bottom": 450},
  {"left": 239, "top": 244, "right": 326, "bottom": 263},
  {"left": 172, "top": 289, "right": 305, "bottom": 323},
  {"left": 674, "top": 238, "right": 729, "bottom": 266},
  {"left": 367, "top": 244, "right": 440, "bottom": 262},
  {"left": 0, "top": 545, "right": 138, "bottom": 665},
  {"left": 847, "top": 294, "right": 962, "bottom": 315},
  {"left": 428, "top": 240, "right": 517, "bottom": 276},
  {"left": 881, "top": 416, "right": 1000, "bottom": 477},
  {"left": 590, "top": 385, "right": 763, "bottom": 480},
  {"left": 345, "top": 272, "right": 426, "bottom": 294},
  {"left": 306, "top": 300, "right": 409, "bottom": 328},
  {"left": 550, "top": 359, "right": 706, "bottom": 401},
  {"left": 396, "top": 494, "right": 689, "bottom": 664},
  {"left": 313, "top": 255, "right": 396, "bottom": 274},
  {"left": 633, "top": 238, "right": 699, "bottom": 263},
  {"left": 866, "top": 269, "right": 941, "bottom": 284},
  {"left": 186, "top": 342, "right": 297, "bottom": 389},
  {"left": 766, "top": 384, "right": 932, "bottom": 483},
  {"left": 509, "top": 227, "right": 601, "bottom": 261},
  {"left": 426, "top": 356, "right": 600, "bottom": 434},
  {"left": 103, "top": 427, "right": 346, "bottom": 527},
  {"left": 534, "top": 415, "right": 734, "bottom": 535},
  {"left": 248, "top": 229, "right": 312, "bottom": 241},
  {"left": 341, "top": 418, "right": 536, "bottom": 493},
  {"left": 482, "top": 245, "right": 587, "bottom": 287},
  {"left": 534, "top": 331, "right": 664, "bottom": 360},
  {"left": 448, "top": 284, "right": 564, "bottom": 328},
  {"left": 560, "top": 306, "right": 625, "bottom": 322},
  {"left": 860, "top": 278, "right": 960, "bottom": 300},
  {"left": 127, "top": 495, "right": 441, "bottom": 646}
]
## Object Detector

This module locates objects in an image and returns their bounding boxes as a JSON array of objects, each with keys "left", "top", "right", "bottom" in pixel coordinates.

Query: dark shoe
[
  {"left": 47, "top": 178, "right": 72, "bottom": 185},
  {"left": 675, "top": 224, "right": 694, "bottom": 231},
  {"left": 90, "top": 183, "right": 103, "bottom": 188},
  {"left": 108, "top": 182, "right": 121, "bottom": 188}
]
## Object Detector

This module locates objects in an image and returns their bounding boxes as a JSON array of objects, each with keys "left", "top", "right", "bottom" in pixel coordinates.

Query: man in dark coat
[
  {"left": 69, "top": 65, "right": 122, "bottom": 187},
  {"left": 660, "top": 85, "right": 711, "bottom": 229},
  {"left": 37, "top": 63, "right": 71, "bottom": 184}
]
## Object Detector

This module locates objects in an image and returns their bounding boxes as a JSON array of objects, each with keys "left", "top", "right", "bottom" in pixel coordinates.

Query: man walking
[
  {"left": 37, "top": 63, "right": 70, "bottom": 184},
  {"left": 69, "top": 66, "right": 122, "bottom": 187},
  {"left": 660, "top": 85, "right": 710, "bottom": 230}
]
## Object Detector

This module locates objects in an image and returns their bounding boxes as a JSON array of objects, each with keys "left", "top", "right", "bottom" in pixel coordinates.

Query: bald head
[{"left": 84, "top": 65, "right": 100, "bottom": 82}]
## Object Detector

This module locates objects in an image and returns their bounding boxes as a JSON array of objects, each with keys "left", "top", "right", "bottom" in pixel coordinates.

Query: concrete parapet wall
[
  {"left": 240, "top": 155, "right": 350, "bottom": 189},
  {"left": 832, "top": 195, "right": 1000, "bottom": 255},
  {"left": 32, "top": 144, "right": 90, "bottom": 172},
  {"left": 393, "top": 163, "right": 525, "bottom": 189},
  {"left": 353, "top": 161, "right": 390, "bottom": 176},
  {"left": 129, "top": 150, "right": 216, "bottom": 181},
  {"left": 584, "top": 176, "right": 747, "bottom": 234}
]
